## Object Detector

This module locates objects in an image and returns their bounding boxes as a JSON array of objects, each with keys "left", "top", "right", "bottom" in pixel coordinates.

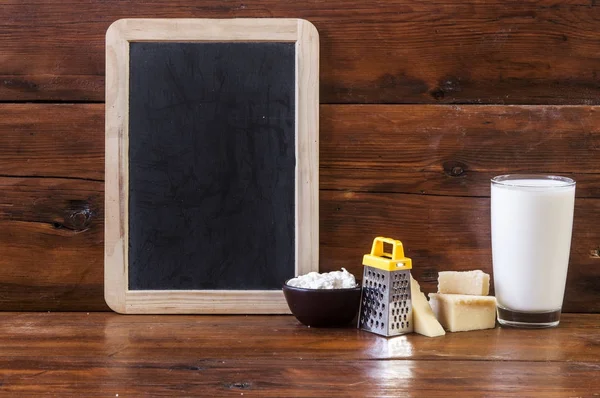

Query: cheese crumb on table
[
  {"left": 437, "top": 270, "right": 490, "bottom": 296},
  {"left": 410, "top": 276, "right": 445, "bottom": 337},
  {"left": 428, "top": 293, "right": 496, "bottom": 332},
  {"left": 286, "top": 268, "right": 358, "bottom": 289}
]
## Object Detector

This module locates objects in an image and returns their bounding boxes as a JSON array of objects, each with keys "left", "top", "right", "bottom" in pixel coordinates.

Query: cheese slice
[
  {"left": 410, "top": 276, "right": 445, "bottom": 337},
  {"left": 437, "top": 270, "right": 490, "bottom": 296},
  {"left": 428, "top": 293, "right": 496, "bottom": 332}
]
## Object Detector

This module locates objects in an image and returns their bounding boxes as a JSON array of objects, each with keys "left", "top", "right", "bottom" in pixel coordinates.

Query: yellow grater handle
[
  {"left": 370, "top": 237, "right": 406, "bottom": 260},
  {"left": 363, "top": 237, "right": 413, "bottom": 271}
]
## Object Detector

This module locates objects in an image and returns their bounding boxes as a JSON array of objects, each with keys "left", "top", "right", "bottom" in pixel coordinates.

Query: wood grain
[
  {"left": 0, "top": 104, "right": 598, "bottom": 311},
  {"left": 0, "top": 313, "right": 599, "bottom": 396},
  {"left": 321, "top": 105, "right": 600, "bottom": 197},
  {"left": 3, "top": 0, "right": 600, "bottom": 103},
  {"left": 2, "top": 359, "right": 597, "bottom": 397},
  {"left": 0, "top": 178, "right": 106, "bottom": 311},
  {"left": 2, "top": 104, "right": 598, "bottom": 196},
  {"left": 2, "top": 313, "right": 598, "bottom": 362},
  {"left": 0, "top": 104, "right": 104, "bottom": 181},
  {"left": 1, "top": 180, "right": 597, "bottom": 312}
]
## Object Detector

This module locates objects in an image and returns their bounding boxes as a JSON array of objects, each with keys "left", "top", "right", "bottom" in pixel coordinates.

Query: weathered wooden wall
[{"left": 0, "top": 1, "right": 598, "bottom": 312}]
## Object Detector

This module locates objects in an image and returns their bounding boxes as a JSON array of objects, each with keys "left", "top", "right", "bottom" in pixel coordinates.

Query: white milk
[{"left": 491, "top": 176, "right": 575, "bottom": 312}]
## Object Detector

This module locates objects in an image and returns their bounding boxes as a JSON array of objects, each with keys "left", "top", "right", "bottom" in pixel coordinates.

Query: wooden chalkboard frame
[{"left": 105, "top": 19, "right": 319, "bottom": 314}]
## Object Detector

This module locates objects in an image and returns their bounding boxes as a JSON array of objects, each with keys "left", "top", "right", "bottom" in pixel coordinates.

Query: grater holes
[
  {"left": 407, "top": 321, "right": 410, "bottom": 328},
  {"left": 401, "top": 322, "right": 405, "bottom": 328},
  {"left": 404, "top": 314, "right": 407, "bottom": 321},
  {"left": 379, "top": 312, "right": 383, "bottom": 319}
]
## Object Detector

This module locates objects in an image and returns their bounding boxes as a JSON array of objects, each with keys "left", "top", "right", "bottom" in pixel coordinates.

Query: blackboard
[{"left": 104, "top": 18, "right": 319, "bottom": 314}]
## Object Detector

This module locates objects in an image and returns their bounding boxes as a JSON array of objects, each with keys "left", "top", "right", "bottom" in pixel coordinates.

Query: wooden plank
[
  {"left": 1, "top": 104, "right": 598, "bottom": 197},
  {"left": 3, "top": 1, "right": 600, "bottom": 103},
  {"left": 3, "top": 179, "right": 596, "bottom": 312},
  {"left": 0, "top": 178, "right": 107, "bottom": 311},
  {"left": 0, "top": 313, "right": 598, "bottom": 396},
  {"left": 320, "top": 191, "right": 600, "bottom": 313},
  {"left": 321, "top": 105, "right": 600, "bottom": 197},
  {"left": 2, "top": 313, "right": 598, "bottom": 362},
  {"left": 0, "top": 104, "right": 104, "bottom": 181},
  {"left": 1, "top": 359, "right": 597, "bottom": 397}
]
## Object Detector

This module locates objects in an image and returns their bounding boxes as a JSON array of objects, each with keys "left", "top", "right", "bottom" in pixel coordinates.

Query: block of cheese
[
  {"left": 428, "top": 293, "right": 496, "bottom": 332},
  {"left": 437, "top": 270, "right": 490, "bottom": 296},
  {"left": 410, "top": 276, "right": 445, "bottom": 337}
]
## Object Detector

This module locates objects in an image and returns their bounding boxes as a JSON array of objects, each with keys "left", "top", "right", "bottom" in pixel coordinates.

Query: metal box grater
[{"left": 358, "top": 237, "right": 413, "bottom": 337}]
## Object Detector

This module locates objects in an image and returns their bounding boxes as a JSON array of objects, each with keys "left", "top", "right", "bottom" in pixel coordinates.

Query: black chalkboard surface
[
  {"left": 105, "top": 19, "right": 319, "bottom": 314},
  {"left": 128, "top": 42, "right": 296, "bottom": 290}
]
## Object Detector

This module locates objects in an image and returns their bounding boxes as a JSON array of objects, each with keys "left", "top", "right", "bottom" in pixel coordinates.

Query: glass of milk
[{"left": 491, "top": 174, "right": 576, "bottom": 328}]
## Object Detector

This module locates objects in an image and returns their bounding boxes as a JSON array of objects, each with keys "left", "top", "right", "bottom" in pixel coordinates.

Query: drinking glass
[{"left": 491, "top": 174, "right": 576, "bottom": 328}]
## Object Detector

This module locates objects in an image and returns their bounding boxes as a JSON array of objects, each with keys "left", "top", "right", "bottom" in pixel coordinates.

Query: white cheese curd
[{"left": 286, "top": 268, "right": 358, "bottom": 289}]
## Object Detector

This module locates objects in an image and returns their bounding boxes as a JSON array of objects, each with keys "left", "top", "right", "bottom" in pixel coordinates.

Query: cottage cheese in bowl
[{"left": 286, "top": 268, "right": 358, "bottom": 289}]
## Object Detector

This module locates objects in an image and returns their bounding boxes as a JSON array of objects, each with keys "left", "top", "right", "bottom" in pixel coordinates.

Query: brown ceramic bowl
[{"left": 283, "top": 280, "right": 362, "bottom": 327}]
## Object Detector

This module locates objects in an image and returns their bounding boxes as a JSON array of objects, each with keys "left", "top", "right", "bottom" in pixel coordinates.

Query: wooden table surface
[{"left": 1, "top": 313, "right": 598, "bottom": 396}]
